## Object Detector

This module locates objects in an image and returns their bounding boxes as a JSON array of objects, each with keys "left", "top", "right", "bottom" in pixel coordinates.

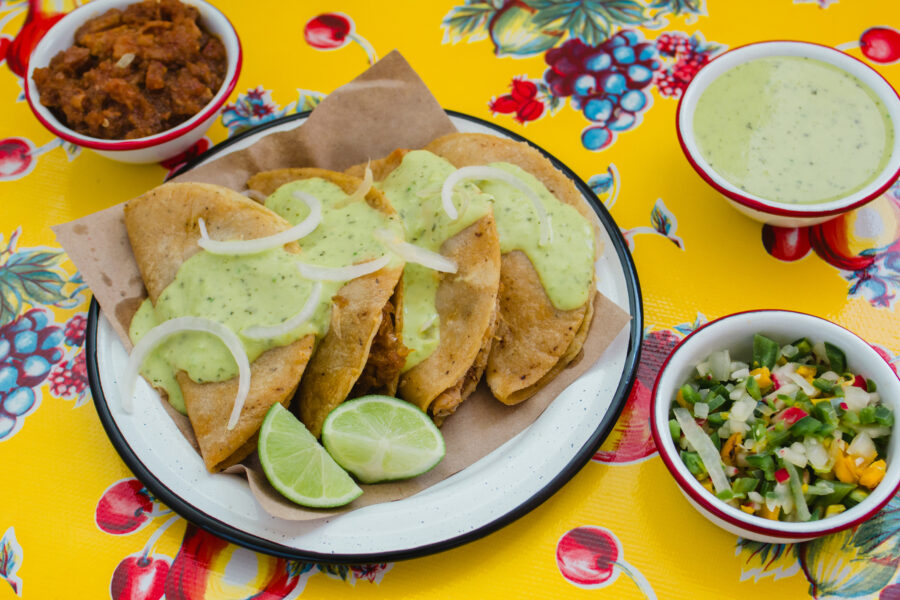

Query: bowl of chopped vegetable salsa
[{"left": 650, "top": 310, "right": 900, "bottom": 543}]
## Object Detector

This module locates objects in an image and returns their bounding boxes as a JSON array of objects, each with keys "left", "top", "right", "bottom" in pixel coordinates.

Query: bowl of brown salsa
[{"left": 26, "top": 0, "right": 241, "bottom": 163}]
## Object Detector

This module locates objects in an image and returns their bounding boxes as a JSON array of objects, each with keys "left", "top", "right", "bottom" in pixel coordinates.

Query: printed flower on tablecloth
[
  {"left": 304, "top": 13, "right": 377, "bottom": 65},
  {"left": 763, "top": 184, "right": 900, "bottom": 309},
  {"left": 0, "top": 229, "right": 88, "bottom": 440},
  {"left": 221, "top": 87, "right": 296, "bottom": 137},
  {"left": 556, "top": 526, "right": 656, "bottom": 597},
  {"left": 0, "top": 526, "right": 22, "bottom": 596},
  {"left": 445, "top": 2, "right": 722, "bottom": 151}
]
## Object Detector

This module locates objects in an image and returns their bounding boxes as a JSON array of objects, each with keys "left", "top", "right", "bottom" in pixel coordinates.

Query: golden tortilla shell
[
  {"left": 347, "top": 152, "right": 502, "bottom": 419},
  {"left": 246, "top": 169, "right": 404, "bottom": 437},
  {"left": 424, "top": 133, "right": 599, "bottom": 405},
  {"left": 124, "top": 182, "right": 315, "bottom": 472}
]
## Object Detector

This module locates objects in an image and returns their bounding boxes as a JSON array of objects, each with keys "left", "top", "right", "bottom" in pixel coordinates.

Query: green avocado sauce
[
  {"left": 693, "top": 56, "right": 894, "bottom": 204},
  {"left": 377, "top": 150, "right": 492, "bottom": 371},
  {"left": 128, "top": 177, "right": 401, "bottom": 414},
  {"left": 475, "top": 162, "right": 595, "bottom": 310}
]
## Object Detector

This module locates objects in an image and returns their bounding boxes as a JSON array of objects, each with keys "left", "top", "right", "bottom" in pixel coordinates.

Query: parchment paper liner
[{"left": 54, "top": 51, "right": 631, "bottom": 521}]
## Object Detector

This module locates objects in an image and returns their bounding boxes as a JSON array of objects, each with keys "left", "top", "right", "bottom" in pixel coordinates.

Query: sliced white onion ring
[
  {"left": 295, "top": 254, "right": 391, "bottom": 281},
  {"left": 198, "top": 216, "right": 209, "bottom": 240},
  {"left": 197, "top": 191, "right": 322, "bottom": 255},
  {"left": 121, "top": 316, "right": 251, "bottom": 431},
  {"left": 242, "top": 281, "right": 323, "bottom": 340},
  {"left": 441, "top": 166, "right": 553, "bottom": 246},
  {"left": 373, "top": 229, "right": 457, "bottom": 273},
  {"left": 345, "top": 162, "right": 373, "bottom": 205},
  {"left": 673, "top": 407, "right": 730, "bottom": 494},
  {"left": 242, "top": 189, "right": 268, "bottom": 203}
]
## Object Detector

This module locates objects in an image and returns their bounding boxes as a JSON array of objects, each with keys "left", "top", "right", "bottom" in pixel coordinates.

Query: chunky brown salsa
[{"left": 33, "top": 0, "right": 227, "bottom": 140}]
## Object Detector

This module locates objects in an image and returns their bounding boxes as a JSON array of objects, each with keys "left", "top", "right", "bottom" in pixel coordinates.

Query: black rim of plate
[{"left": 86, "top": 109, "right": 643, "bottom": 564}]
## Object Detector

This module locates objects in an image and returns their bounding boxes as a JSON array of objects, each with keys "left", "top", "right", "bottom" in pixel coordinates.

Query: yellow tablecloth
[{"left": 2, "top": 0, "right": 900, "bottom": 598}]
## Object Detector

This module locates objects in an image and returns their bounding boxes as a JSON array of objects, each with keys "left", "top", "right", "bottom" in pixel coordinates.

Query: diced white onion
[
  {"left": 847, "top": 431, "right": 877, "bottom": 462},
  {"left": 709, "top": 350, "right": 731, "bottom": 381},
  {"left": 805, "top": 438, "right": 832, "bottom": 472},
  {"left": 295, "top": 254, "right": 391, "bottom": 282},
  {"left": 673, "top": 407, "right": 730, "bottom": 493},
  {"left": 748, "top": 491, "right": 764, "bottom": 504},
  {"left": 784, "top": 370, "right": 817, "bottom": 397},
  {"left": 694, "top": 402, "right": 709, "bottom": 419},
  {"left": 373, "top": 229, "right": 457, "bottom": 273},
  {"left": 441, "top": 166, "right": 553, "bottom": 246},
  {"left": 781, "top": 344, "right": 798, "bottom": 359},
  {"left": 115, "top": 53, "right": 135, "bottom": 68},
  {"left": 418, "top": 313, "right": 438, "bottom": 333},
  {"left": 820, "top": 370, "right": 840, "bottom": 382},
  {"left": 696, "top": 361, "right": 711, "bottom": 377},
  {"left": 812, "top": 341, "right": 828, "bottom": 363},
  {"left": 241, "top": 282, "right": 322, "bottom": 340},
  {"left": 121, "top": 316, "right": 251, "bottom": 431},
  {"left": 843, "top": 385, "right": 871, "bottom": 411},
  {"left": 777, "top": 446, "right": 807, "bottom": 469},
  {"left": 198, "top": 191, "right": 322, "bottom": 255},
  {"left": 345, "top": 162, "right": 373, "bottom": 205},
  {"left": 731, "top": 367, "right": 750, "bottom": 380},
  {"left": 731, "top": 361, "right": 749, "bottom": 371},
  {"left": 856, "top": 425, "right": 891, "bottom": 439}
]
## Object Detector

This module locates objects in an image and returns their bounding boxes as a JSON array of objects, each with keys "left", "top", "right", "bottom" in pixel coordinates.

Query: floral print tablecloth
[{"left": 2, "top": 1, "right": 900, "bottom": 598}]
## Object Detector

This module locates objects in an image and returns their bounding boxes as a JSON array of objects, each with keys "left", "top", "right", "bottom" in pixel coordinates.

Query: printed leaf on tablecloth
[
  {"left": 526, "top": 0, "right": 646, "bottom": 47},
  {"left": 736, "top": 540, "right": 800, "bottom": 582},
  {"left": 0, "top": 527, "right": 23, "bottom": 596},
  {"left": 441, "top": 0, "right": 503, "bottom": 44},
  {"left": 650, "top": 198, "right": 684, "bottom": 249},
  {"left": 648, "top": 0, "right": 706, "bottom": 18},
  {"left": 0, "top": 229, "right": 72, "bottom": 326}
]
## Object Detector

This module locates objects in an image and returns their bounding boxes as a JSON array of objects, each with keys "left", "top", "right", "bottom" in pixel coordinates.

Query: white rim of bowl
[
  {"left": 651, "top": 309, "right": 900, "bottom": 538},
  {"left": 24, "top": 0, "right": 242, "bottom": 151},
  {"left": 676, "top": 40, "right": 900, "bottom": 219}
]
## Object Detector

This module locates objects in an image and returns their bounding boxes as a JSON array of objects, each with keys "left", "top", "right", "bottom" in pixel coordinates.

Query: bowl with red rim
[
  {"left": 676, "top": 41, "right": 900, "bottom": 228},
  {"left": 650, "top": 310, "right": 900, "bottom": 544},
  {"left": 24, "top": 0, "right": 241, "bottom": 164}
]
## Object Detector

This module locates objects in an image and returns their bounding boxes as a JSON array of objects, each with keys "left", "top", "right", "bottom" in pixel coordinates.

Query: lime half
[
  {"left": 322, "top": 395, "right": 446, "bottom": 484},
  {"left": 258, "top": 403, "right": 362, "bottom": 508}
]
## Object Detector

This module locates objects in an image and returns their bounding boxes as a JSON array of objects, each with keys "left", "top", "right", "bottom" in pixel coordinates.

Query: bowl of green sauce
[{"left": 677, "top": 41, "right": 900, "bottom": 227}]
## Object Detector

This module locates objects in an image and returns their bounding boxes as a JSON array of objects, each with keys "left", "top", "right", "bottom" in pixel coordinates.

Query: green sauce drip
[
  {"left": 377, "top": 150, "right": 492, "bottom": 371},
  {"left": 476, "top": 162, "right": 595, "bottom": 310},
  {"left": 128, "top": 177, "right": 401, "bottom": 414},
  {"left": 693, "top": 56, "right": 894, "bottom": 204}
]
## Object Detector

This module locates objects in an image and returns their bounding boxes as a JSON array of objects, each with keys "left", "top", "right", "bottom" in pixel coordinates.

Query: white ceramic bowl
[
  {"left": 677, "top": 41, "right": 900, "bottom": 228},
  {"left": 25, "top": 0, "right": 241, "bottom": 164},
  {"left": 650, "top": 310, "right": 900, "bottom": 544}
]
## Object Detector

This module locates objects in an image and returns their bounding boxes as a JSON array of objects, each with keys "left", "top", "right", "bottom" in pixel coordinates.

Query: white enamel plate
[{"left": 86, "top": 111, "right": 642, "bottom": 562}]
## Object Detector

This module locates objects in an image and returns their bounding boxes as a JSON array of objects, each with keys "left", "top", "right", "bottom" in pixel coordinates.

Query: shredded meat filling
[
  {"left": 33, "top": 0, "right": 227, "bottom": 140},
  {"left": 351, "top": 300, "right": 408, "bottom": 397}
]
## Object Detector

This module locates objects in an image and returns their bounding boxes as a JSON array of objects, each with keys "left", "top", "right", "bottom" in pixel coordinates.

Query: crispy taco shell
[
  {"left": 246, "top": 168, "right": 405, "bottom": 437},
  {"left": 424, "top": 133, "right": 599, "bottom": 405},
  {"left": 124, "top": 182, "right": 315, "bottom": 472},
  {"left": 347, "top": 151, "right": 502, "bottom": 422}
]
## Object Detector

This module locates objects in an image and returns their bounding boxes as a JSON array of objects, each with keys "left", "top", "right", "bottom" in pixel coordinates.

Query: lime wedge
[
  {"left": 322, "top": 395, "right": 446, "bottom": 484},
  {"left": 258, "top": 403, "right": 362, "bottom": 508}
]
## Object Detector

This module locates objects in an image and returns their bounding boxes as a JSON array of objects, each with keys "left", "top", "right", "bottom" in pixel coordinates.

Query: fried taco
[
  {"left": 245, "top": 168, "right": 405, "bottom": 437},
  {"left": 124, "top": 183, "right": 317, "bottom": 472},
  {"left": 424, "top": 133, "right": 599, "bottom": 405},
  {"left": 347, "top": 150, "right": 502, "bottom": 423}
]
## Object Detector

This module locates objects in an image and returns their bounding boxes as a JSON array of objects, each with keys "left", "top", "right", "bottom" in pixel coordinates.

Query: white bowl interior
[
  {"left": 653, "top": 310, "right": 900, "bottom": 534},
  {"left": 26, "top": 0, "right": 240, "bottom": 145},
  {"left": 678, "top": 41, "right": 900, "bottom": 213}
]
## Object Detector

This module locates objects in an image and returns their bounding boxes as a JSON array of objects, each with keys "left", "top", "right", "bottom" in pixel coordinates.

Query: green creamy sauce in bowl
[
  {"left": 128, "top": 177, "right": 401, "bottom": 414},
  {"left": 693, "top": 56, "right": 894, "bottom": 205},
  {"left": 377, "top": 150, "right": 491, "bottom": 371}
]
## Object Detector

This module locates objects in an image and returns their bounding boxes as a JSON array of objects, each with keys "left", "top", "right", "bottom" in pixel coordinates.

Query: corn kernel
[
  {"left": 834, "top": 455, "right": 859, "bottom": 484},
  {"left": 750, "top": 367, "right": 772, "bottom": 390},
  {"left": 801, "top": 483, "right": 808, "bottom": 493},
  {"left": 740, "top": 504, "right": 755, "bottom": 514},
  {"left": 825, "top": 504, "right": 846, "bottom": 517},
  {"left": 721, "top": 433, "right": 742, "bottom": 466},
  {"left": 796, "top": 365, "right": 816, "bottom": 380},
  {"left": 676, "top": 389, "right": 690, "bottom": 409},
  {"left": 701, "top": 479, "right": 714, "bottom": 493},
  {"left": 859, "top": 460, "right": 887, "bottom": 489},
  {"left": 759, "top": 505, "right": 780, "bottom": 520}
]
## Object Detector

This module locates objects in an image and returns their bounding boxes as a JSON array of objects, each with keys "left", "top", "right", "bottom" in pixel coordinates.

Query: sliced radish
[
  {"left": 295, "top": 254, "right": 390, "bottom": 281},
  {"left": 373, "top": 229, "right": 457, "bottom": 273},
  {"left": 198, "top": 191, "right": 322, "bottom": 255},
  {"left": 441, "top": 166, "right": 552, "bottom": 246},
  {"left": 242, "top": 282, "right": 323, "bottom": 340},
  {"left": 121, "top": 316, "right": 251, "bottom": 431}
]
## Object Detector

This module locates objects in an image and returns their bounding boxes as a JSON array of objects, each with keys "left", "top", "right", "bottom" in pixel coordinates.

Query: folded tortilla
[
  {"left": 124, "top": 182, "right": 315, "bottom": 472},
  {"left": 347, "top": 151, "right": 502, "bottom": 423},
  {"left": 246, "top": 169, "right": 405, "bottom": 437},
  {"left": 424, "top": 133, "right": 599, "bottom": 405}
]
